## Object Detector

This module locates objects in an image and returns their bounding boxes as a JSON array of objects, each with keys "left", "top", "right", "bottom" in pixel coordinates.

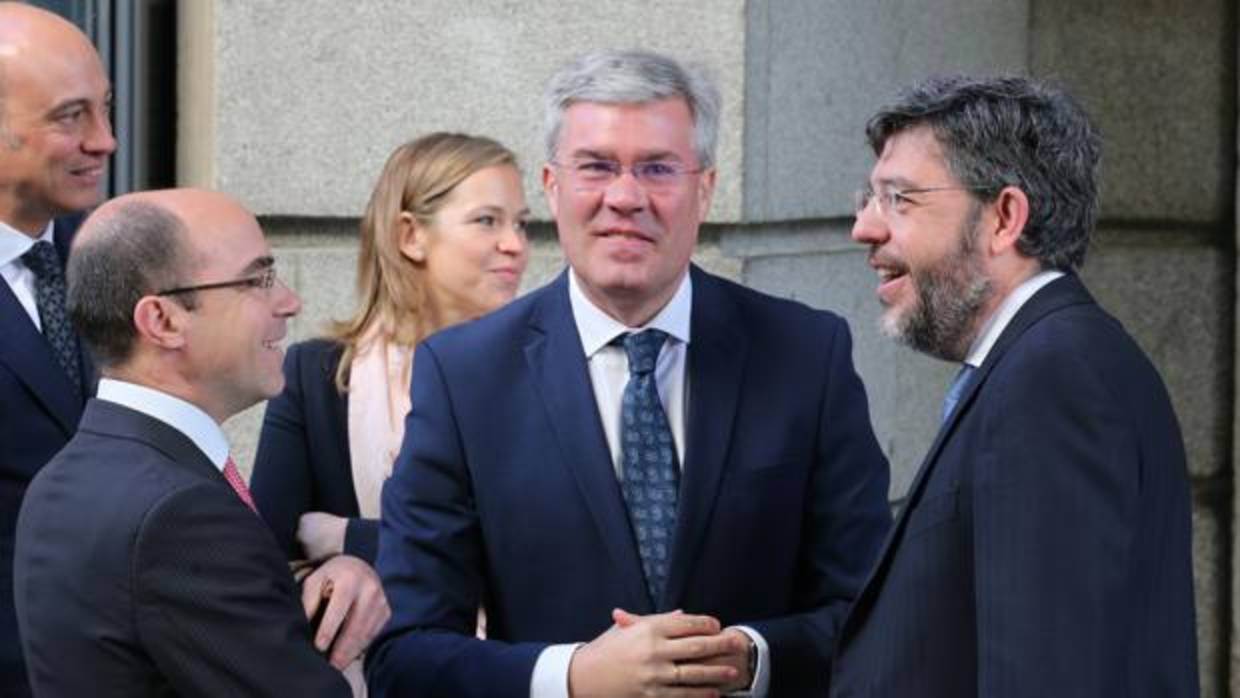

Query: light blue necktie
[
  {"left": 941, "top": 364, "right": 976, "bottom": 423},
  {"left": 618, "top": 329, "right": 679, "bottom": 605}
]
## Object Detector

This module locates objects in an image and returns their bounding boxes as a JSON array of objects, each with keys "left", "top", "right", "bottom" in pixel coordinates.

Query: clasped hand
[{"left": 568, "top": 608, "right": 753, "bottom": 698}]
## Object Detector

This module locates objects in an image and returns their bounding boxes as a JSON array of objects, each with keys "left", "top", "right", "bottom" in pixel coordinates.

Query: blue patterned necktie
[
  {"left": 618, "top": 329, "right": 680, "bottom": 605},
  {"left": 22, "top": 241, "right": 81, "bottom": 395},
  {"left": 941, "top": 363, "right": 975, "bottom": 423}
]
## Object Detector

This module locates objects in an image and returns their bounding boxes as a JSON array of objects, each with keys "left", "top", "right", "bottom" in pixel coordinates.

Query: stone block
[
  {"left": 1194, "top": 503, "right": 1225, "bottom": 698},
  {"left": 739, "top": 224, "right": 956, "bottom": 499},
  {"left": 1080, "top": 230, "right": 1230, "bottom": 479},
  {"left": 743, "top": 0, "right": 1028, "bottom": 222},
  {"left": 1030, "top": 0, "right": 1234, "bottom": 225},
  {"left": 200, "top": 0, "right": 745, "bottom": 221}
]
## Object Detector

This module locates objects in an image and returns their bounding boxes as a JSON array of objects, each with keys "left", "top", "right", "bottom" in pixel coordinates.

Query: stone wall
[{"left": 182, "top": 1, "right": 1237, "bottom": 692}]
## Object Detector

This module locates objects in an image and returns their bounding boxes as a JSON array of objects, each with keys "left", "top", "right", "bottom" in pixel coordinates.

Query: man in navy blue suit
[
  {"left": 0, "top": 4, "right": 116, "bottom": 695},
  {"left": 833, "top": 75, "right": 1197, "bottom": 696},
  {"left": 368, "top": 50, "right": 892, "bottom": 697}
]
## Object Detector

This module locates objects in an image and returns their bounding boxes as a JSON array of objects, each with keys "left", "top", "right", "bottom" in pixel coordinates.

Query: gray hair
[
  {"left": 543, "top": 49, "right": 721, "bottom": 168},
  {"left": 67, "top": 201, "right": 192, "bottom": 368},
  {"left": 866, "top": 75, "right": 1101, "bottom": 271}
]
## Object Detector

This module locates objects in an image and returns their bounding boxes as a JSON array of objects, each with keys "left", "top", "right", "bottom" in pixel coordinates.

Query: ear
[
  {"left": 132, "top": 295, "right": 188, "bottom": 350},
  {"left": 696, "top": 167, "right": 717, "bottom": 216},
  {"left": 541, "top": 162, "right": 560, "bottom": 220},
  {"left": 986, "top": 185, "right": 1030, "bottom": 257},
  {"left": 397, "top": 211, "right": 427, "bottom": 263}
]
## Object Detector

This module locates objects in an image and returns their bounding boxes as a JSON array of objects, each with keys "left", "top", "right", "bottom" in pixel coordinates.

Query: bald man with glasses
[{"left": 14, "top": 189, "right": 389, "bottom": 697}]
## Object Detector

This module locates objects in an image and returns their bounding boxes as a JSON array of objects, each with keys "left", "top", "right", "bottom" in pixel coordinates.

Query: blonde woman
[{"left": 251, "top": 133, "right": 529, "bottom": 566}]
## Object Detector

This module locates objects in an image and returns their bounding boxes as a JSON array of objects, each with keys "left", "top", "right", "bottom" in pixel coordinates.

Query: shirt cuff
[
  {"left": 530, "top": 642, "right": 582, "bottom": 698},
  {"left": 727, "top": 625, "right": 770, "bottom": 698}
]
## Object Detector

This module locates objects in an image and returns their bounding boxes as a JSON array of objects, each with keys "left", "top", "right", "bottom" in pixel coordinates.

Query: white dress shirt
[
  {"left": 96, "top": 378, "right": 230, "bottom": 473},
  {"left": 530, "top": 270, "right": 770, "bottom": 698},
  {"left": 0, "top": 220, "right": 56, "bottom": 331},
  {"left": 962, "top": 269, "right": 1065, "bottom": 370}
]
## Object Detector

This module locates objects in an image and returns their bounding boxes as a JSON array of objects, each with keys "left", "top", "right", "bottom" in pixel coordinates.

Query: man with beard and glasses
[{"left": 831, "top": 75, "right": 1197, "bottom": 697}]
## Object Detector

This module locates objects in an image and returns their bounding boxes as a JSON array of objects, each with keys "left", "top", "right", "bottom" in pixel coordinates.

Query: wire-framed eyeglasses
[
  {"left": 156, "top": 265, "right": 278, "bottom": 297},
  {"left": 854, "top": 183, "right": 993, "bottom": 217},
  {"left": 552, "top": 158, "right": 705, "bottom": 191}
]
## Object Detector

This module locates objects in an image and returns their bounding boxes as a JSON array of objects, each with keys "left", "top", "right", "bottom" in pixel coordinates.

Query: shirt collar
[
  {"left": 568, "top": 268, "right": 693, "bottom": 358},
  {"left": 95, "top": 378, "right": 231, "bottom": 471},
  {"left": 963, "top": 269, "right": 1065, "bottom": 368},
  {"left": 0, "top": 220, "right": 55, "bottom": 269}
]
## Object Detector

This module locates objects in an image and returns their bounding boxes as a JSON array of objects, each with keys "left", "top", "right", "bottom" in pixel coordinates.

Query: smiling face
[
  {"left": 412, "top": 164, "right": 530, "bottom": 327},
  {"left": 173, "top": 192, "right": 302, "bottom": 421},
  {"left": 543, "top": 98, "right": 715, "bottom": 327},
  {"left": 852, "top": 126, "right": 994, "bottom": 361},
  {"left": 0, "top": 9, "right": 115, "bottom": 235}
]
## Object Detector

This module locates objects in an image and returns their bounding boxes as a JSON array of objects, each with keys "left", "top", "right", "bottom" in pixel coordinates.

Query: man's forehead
[
  {"left": 559, "top": 98, "right": 696, "bottom": 154},
  {"left": 873, "top": 126, "right": 949, "bottom": 177}
]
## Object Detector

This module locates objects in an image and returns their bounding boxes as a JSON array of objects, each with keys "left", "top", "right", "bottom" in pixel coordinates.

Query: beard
[{"left": 879, "top": 205, "right": 993, "bottom": 361}]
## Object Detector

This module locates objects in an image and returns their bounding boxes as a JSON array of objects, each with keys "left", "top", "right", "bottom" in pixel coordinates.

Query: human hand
[
  {"left": 567, "top": 608, "right": 746, "bottom": 698},
  {"left": 296, "top": 511, "right": 348, "bottom": 561},
  {"left": 614, "top": 611, "right": 753, "bottom": 693},
  {"left": 301, "top": 554, "right": 390, "bottom": 670}
]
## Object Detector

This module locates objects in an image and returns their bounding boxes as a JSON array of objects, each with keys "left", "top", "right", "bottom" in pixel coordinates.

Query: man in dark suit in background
[
  {"left": 368, "top": 49, "right": 892, "bottom": 697},
  {"left": 833, "top": 75, "right": 1198, "bottom": 696},
  {"left": 0, "top": 4, "right": 116, "bottom": 694},
  {"left": 14, "top": 188, "right": 389, "bottom": 697}
]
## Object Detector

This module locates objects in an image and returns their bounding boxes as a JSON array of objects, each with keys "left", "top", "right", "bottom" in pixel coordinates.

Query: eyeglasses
[
  {"left": 854, "top": 184, "right": 993, "bottom": 217},
  {"left": 552, "top": 158, "right": 705, "bottom": 191},
  {"left": 156, "top": 266, "right": 278, "bottom": 297}
]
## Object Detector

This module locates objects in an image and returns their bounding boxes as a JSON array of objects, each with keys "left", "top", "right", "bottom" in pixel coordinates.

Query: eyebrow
[
  {"left": 568, "top": 148, "right": 685, "bottom": 163},
  {"left": 467, "top": 205, "right": 534, "bottom": 219},
  {"left": 46, "top": 89, "right": 114, "bottom": 118},
  {"left": 239, "top": 255, "right": 275, "bottom": 275},
  {"left": 873, "top": 175, "right": 919, "bottom": 190}
]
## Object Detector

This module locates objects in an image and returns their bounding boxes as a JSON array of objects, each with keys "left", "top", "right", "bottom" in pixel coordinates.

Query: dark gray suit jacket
[{"left": 14, "top": 399, "right": 350, "bottom": 697}]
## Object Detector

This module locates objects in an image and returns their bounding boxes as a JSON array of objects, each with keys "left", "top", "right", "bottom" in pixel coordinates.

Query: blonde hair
[{"left": 329, "top": 132, "right": 519, "bottom": 391}]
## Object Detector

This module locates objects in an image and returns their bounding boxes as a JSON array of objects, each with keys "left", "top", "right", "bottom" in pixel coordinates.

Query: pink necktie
[{"left": 222, "top": 456, "right": 258, "bottom": 513}]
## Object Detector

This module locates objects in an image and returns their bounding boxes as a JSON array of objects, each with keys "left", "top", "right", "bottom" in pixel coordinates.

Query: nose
[
  {"left": 273, "top": 277, "right": 302, "bottom": 317},
  {"left": 602, "top": 168, "right": 647, "bottom": 215},
  {"left": 83, "top": 107, "right": 117, "bottom": 156},
  {"left": 498, "top": 222, "right": 528, "bottom": 257},
  {"left": 851, "top": 200, "right": 889, "bottom": 246}
]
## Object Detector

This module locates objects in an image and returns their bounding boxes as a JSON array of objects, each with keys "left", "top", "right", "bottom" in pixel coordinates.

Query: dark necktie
[
  {"left": 941, "top": 363, "right": 976, "bottom": 423},
  {"left": 22, "top": 241, "right": 81, "bottom": 394},
  {"left": 618, "top": 329, "right": 680, "bottom": 605}
]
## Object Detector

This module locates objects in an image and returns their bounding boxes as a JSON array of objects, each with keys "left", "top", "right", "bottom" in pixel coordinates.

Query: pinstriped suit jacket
[{"left": 831, "top": 275, "right": 1197, "bottom": 697}]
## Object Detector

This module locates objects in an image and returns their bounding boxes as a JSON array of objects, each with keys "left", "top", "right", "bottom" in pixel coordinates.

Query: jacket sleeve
[
  {"left": 251, "top": 342, "right": 317, "bottom": 559},
  {"left": 133, "top": 481, "right": 350, "bottom": 697},
  {"left": 252, "top": 342, "right": 381, "bottom": 564},
  {"left": 366, "top": 342, "right": 545, "bottom": 698},
  {"left": 744, "top": 318, "right": 892, "bottom": 695}
]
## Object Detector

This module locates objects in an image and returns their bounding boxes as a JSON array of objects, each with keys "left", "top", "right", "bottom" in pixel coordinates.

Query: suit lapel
[
  {"left": 662, "top": 268, "right": 747, "bottom": 609},
  {"left": 842, "top": 274, "right": 1096, "bottom": 637},
  {"left": 524, "top": 274, "right": 652, "bottom": 612}
]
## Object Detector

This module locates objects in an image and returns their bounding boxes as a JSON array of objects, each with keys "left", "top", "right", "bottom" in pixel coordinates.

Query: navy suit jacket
[
  {"left": 251, "top": 339, "right": 380, "bottom": 564},
  {"left": 0, "top": 216, "right": 94, "bottom": 697},
  {"left": 830, "top": 275, "right": 1198, "bottom": 697},
  {"left": 14, "top": 399, "right": 350, "bottom": 697},
  {"left": 368, "top": 267, "right": 892, "bottom": 697}
]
